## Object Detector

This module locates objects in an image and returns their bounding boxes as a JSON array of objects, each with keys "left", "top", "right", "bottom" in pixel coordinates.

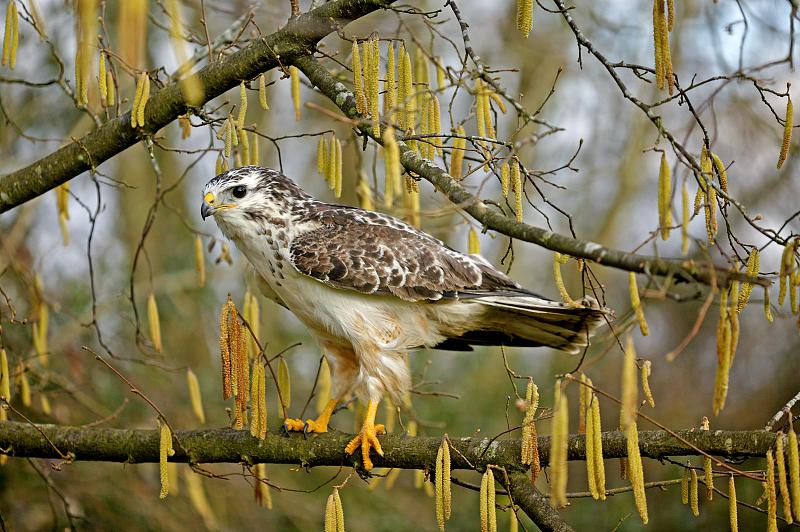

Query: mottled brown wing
[{"left": 289, "top": 217, "right": 512, "bottom": 301}]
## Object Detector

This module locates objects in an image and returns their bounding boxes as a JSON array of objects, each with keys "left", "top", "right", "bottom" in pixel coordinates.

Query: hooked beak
[{"left": 201, "top": 192, "right": 216, "bottom": 220}]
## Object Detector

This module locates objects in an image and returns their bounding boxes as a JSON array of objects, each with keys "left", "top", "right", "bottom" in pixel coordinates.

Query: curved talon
[
  {"left": 345, "top": 422, "right": 385, "bottom": 471},
  {"left": 304, "top": 418, "right": 329, "bottom": 434},
  {"left": 283, "top": 418, "right": 305, "bottom": 432}
]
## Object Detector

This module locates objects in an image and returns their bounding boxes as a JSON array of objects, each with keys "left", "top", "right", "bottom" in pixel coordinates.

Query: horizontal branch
[
  {"left": 0, "top": 421, "right": 776, "bottom": 468},
  {"left": 0, "top": 0, "right": 393, "bottom": 214},
  {"left": 293, "top": 54, "right": 769, "bottom": 288}
]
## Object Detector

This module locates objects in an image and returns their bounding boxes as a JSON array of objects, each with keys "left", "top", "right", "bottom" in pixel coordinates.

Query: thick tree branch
[
  {"left": 505, "top": 472, "right": 575, "bottom": 532},
  {"left": 0, "top": 422, "right": 776, "bottom": 466},
  {"left": 0, "top": 0, "right": 394, "bottom": 213},
  {"left": 293, "top": 54, "right": 769, "bottom": 288}
]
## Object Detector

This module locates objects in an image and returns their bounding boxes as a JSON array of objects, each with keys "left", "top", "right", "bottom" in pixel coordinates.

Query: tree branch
[
  {"left": 0, "top": 421, "right": 776, "bottom": 466},
  {"left": 292, "top": 54, "right": 769, "bottom": 288},
  {"left": 505, "top": 472, "right": 575, "bottom": 532},
  {"left": 0, "top": 0, "right": 394, "bottom": 214}
]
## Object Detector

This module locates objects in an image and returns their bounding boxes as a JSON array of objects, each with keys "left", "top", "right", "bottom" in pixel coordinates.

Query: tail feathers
[{"left": 441, "top": 294, "right": 611, "bottom": 354}]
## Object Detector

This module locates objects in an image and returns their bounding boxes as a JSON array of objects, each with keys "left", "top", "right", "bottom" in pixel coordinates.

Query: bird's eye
[{"left": 231, "top": 185, "right": 247, "bottom": 199}]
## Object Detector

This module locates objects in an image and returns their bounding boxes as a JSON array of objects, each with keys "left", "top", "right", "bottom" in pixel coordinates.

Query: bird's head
[{"left": 201, "top": 166, "right": 310, "bottom": 237}]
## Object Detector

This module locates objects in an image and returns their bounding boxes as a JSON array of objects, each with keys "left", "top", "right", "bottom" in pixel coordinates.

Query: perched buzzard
[{"left": 201, "top": 166, "right": 609, "bottom": 469}]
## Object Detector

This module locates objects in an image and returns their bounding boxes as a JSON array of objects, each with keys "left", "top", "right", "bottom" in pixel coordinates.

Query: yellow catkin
[
  {"left": 334, "top": 137, "right": 343, "bottom": 199},
  {"left": 468, "top": 227, "right": 480, "bottom": 255},
  {"left": 0, "top": 349, "right": 9, "bottom": 400},
  {"left": 251, "top": 131, "right": 259, "bottom": 166},
  {"left": 40, "top": 394, "right": 51, "bottom": 415},
  {"left": 17, "top": 364, "right": 30, "bottom": 406},
  {"left": 629, "top": 272, "right": 650, "bottom": 336},
  {"left": 681, "top": 181, "right": 690, "bottom": 255},
  {"left": 653, "top": 0, "right": 666, "bottom": 90},
  {"left": 315, "top": 357, "right": 332, "bottom": 416},
  {"left": 690, "top": 468, "right": 700, "bottom": 516},
  {"left": 367, "top": 38, "right": 380, "bottom": 136},
  {"left": 194, "top": 236, "right": 205, "bottom": 287},
  {"left": 250, "top": 362, "right": 267, "bottom": 439},
  {"left": 778, "top": 97, "right": 793, "bottom": 169},
  {"left": 333, "top": 488, "right": 345, "bottom": 532},
  {"left": 324, "top": 493, "right": 337, "bottom": 532},
  {"left": 278, "top": 358, "right": 291, "bottom": 418},
  {"left": 711, "top": 152, "right": 728, "bottom": 194},
  {"left": 521, "top": 380, "right": 541, "bottom": 481},
  {"left": 237, "top": 81, "right": 248, "bottom": 132},
  {"left": 621, "top": 335, "right": 638, "bottom": 429},
  {"left": 435, "top": 438, "right": 452, "bottom": 530},
  {"left": 402, "top": 48, "right": 415, "bottom": 134},
  {"left": 138, "top": 73, "right": 150, "bottom": 127},
  {"left": 383, "top": 127, "right": 400, "bottom": 207},
  {"left": 131, "top": 72, "right": 145, "bottom": 128},
  {"left": 713, "top": 288, "right": 731, "bottom": 416},
  {"left": 511, "top": 160, "right": 523, "bottom": 222},
  {"left": 667, "top": 0, "right": 675, "bottom": 31},
  {"left": 737, "top": 249, "right": 759, "bottom": 312},
  {"left": 215, "top": 152, "right": 227, "bottom": 174},
  {"left": 700, "top": 146, "right": 717, "bottom": 244},
  {"left": 480, "top": 469, "right": 497, "bottom": 532},
  {"left": 159, "top": 419, "right": 174, "bottom": 499},
  {"left": 245, "top": 292, "right": 260, "bottom": 359},
  {"left": 290, "top": 66, "right": 301, "bottom": 121},
  {"left": 728, "top": 475, "right": 738, "bottom": 532},
  {"left": 98, "top": 53, "right": 108, "bottom": 106},
  {"left": 356, "top": 173, "right": 374, "bottom": 211},
  {"left": 591, "top": 396, "right": 606, "bottom": 499},
  {"left": 482, "top": 86, "right": 495, "bottom": 141},
  {"left": 516, "top": 0, "right": 533, "bottom": 37},
  {"left": 776, "top": 432, "right": 794, "bottom": 523},
  {"left": 681, "top": 463, "right": 690, "bottom": 504},
  {"left": 788, "top": 425, "right": 800, "bottom": 519},
  {"left": 253, "top": 463, "right": 272, "bottom": 509},
  {"left": 549, "top": 383, "right": 569, "bottom": 508},
  {"left": 658, "top": 153, "right": 672, "bottom": 240},
  {"left": 318, "top": 135, "right": 329, "bottom": 178},
  {"left": 75, "top": 0, "right": 96, "bottom": 104},
  {"left": 704, "top": 456, "right": 713, "bottom": 501},
  {"left": 352, "top": 40, "right": 366, "bottom": 115},
  {"left": 238, "top": 124, "right": 250, "bottom": 166},
  {"left": 431, "top": 95, "right": 442, "bottom": 156},
  {"left": 106, "top": 68, "right": 115, "bottom": 106},
  {"left": 767, "top": 450, "right": 778, "bottom": 532},
  {"left": 147, "top": 293, "right": 162, "bottom": 353},
  {"left": 2, "top": 1, "right": 18, "bottom": 69},
  {"left": 764, "top": 286, "right": 774, "bottom": 323},
  {"left": 641, "top": 360, "right": 655, "bottom": 408},
  {"left": 626, "top": 422, "right": 648, "bottom": 524},
  {"left": 326, "top": 135, "right": 337, "bottom": 189},
  {"left": 187, "top": 369, "right": 205, "bottom": 424},
  {"left": 450, "top": 126, "right": 467, "bottom": 180},
  {"left": 585, "top": 380, "right": 598, "bottom": 498},
  {"left": 258, "top": 73, "right": 269, "bottom": 110},
  {"left": 793, "top": 271, "right": 800, "bottom": 314},
  {"left": 219, "top": 297, "right": 234, "bottom": 400},
  {"left": 499, "top": 161, "right": 510, "bottom": 198},
  {"left": 384, "top": 41, "right": 396, "bottom": 121},
  {"left": 414, "top": 46, "right": 429, "bottom": 110},
  {"left": 553, "top": 252, "right": 575, "bottom": 305},
  {"left": 185, "top": 471, "right": 218, "bottom": 529}
]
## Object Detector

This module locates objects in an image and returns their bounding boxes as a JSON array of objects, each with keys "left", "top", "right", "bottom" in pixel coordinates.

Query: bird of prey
[{"left": 201, "top": 166, "right": 609, "bottom": 470}]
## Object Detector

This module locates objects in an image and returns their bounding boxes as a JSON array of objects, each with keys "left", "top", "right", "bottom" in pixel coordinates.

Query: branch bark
[
  {"left": 0, "top": 421, "right": 776, "bottom": 466},
  {"left": 0, "top": 0, "right": 394, "bottom": 213},
  {"left": 292, "top": 54, "right": 768, "bottom": 288}
]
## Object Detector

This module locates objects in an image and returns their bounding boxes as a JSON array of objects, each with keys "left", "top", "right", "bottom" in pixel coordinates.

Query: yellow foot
[
  {"left": 345, "top": 422, "right": 385, "bottom": 470},
  {"left": 282, "top": 417, "right": 330, "bottom": 433}
]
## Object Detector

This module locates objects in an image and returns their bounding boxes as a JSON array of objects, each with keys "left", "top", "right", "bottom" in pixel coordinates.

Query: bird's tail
[{"left": 437, "top": 293, "right": 611, "bottom": 354}]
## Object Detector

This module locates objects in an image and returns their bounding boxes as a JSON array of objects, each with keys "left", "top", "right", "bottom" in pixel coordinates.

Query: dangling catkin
[
  {"left": 450, "top": 126, "right": 467, "bottom": 180},
  {"left": 383, "top": 126, "right": 400, "bottom": 207},
  {"left": 681, "top": 463, "right": 690, "bottom": 504},
  {"left": 681, "top": 181, "right": 690, "bottom": 255},
  {"left": 468, "top": 227, "right": 480, "bottom": 255},
  {"left": 767, "top": 449, "right": 778, "bottom": 532},
  {"left": 99, "top": 53, "right": 108, "bottom": 106},
  {"left": 250, "top": 362, "right": 267, "bottom": 439},
  {"left": 366, "top": 38, "right": 380, "bottom": 136},
  {"left": 553, "top": 252, "right": 575, "bottom": 305},
  {"left": 236, "top": 81, "right": 248, "bottom": 133},
  {"left": 516, "top": 0, "right": 533, "bottom": 38},
  {"left": 621, "top": 335, "right": 638, "bottom": 429},
  {"left": 479, "top": 469, "right": 497, "bottom": 532},
  {"left": 776, "top": 432, "right": 793, "bottom": 523},
  {"left": 316, "top": 357, "right": 332, "bottom": 416},
  {"left": 159, "top": 419, "right": 175, "bottom": 498},
  {"left": 435, "top": 438, "right": 451, "bottom": 530},
  {"left": 194, "top": 236, "right": 205, "bottom": 287},
  {"left": 736, "top": 249, "right": 759, "bottom": 312},
  {"left": 728, "top": 475, "right": 738, "bottom": 532},
  {"left": 641, "top": 360, "right": 655, "bottom": 408},
  {"left": 626, "top": 422, "right": 648, "bottom": 523},
  {"left": 333, "top": 137, "right": 343, "bottom": 198},
  {"left": 147, "top": 293, "right": 162, "bottom": 353},
  {"left": 500, "top": 161, "right": 510, "bottom": 198},
  {"left": 2, "top": 1, "right": 18, "bottom": 69},
  {"left": 549, "top": 382, "right": 569, "bottom": 508},
  {"left": 290, "top": 66, "right": 301, "bottom": 121},
  {"left": 511, "top": 160, "right": 523, "bottom": 222},
  {"left": 788, "top": 423, "right": 800, "bottom": 519},
  {"left": 521, "top": 380, "right": 540, "bottom": 481},
  {"left": 278, "top": 358, "right": 291, "bottom": 418},
  {"left": 258, "top": 73, "right": 269, "bottom": 110},
  {"left": 219, "top": 296, "right": 236, "bottom": 400},
  {"left": 590, "top": 395, "right": 606, "bottom": 499},
  {"left": 690, "top": 468, "right": 700, "bottom": 516},
  {"left": 0, "top": 349, "right": 9, "bottom": 400},
  {"left": 711, "top": 152, "right": 728, "bottom": 194},
  {"left": 777, "top": 96, "right": 793, "bottom": 169},
  {"left": 629, "top": 272, "right": 650, "bottom": 336},
  {"left": 658, "top": 153, "right": 672, "bottom": 240},
  {"left": 186, "top": 368, "right": 205, "bottom": 424},
  {"left": 384, "top": 41, "right": 396, "bottom": 122}
]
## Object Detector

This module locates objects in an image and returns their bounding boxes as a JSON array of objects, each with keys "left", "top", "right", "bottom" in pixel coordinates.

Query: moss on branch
[{"left": 0, "top": 421, "right": 776, "bottom": 468}]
